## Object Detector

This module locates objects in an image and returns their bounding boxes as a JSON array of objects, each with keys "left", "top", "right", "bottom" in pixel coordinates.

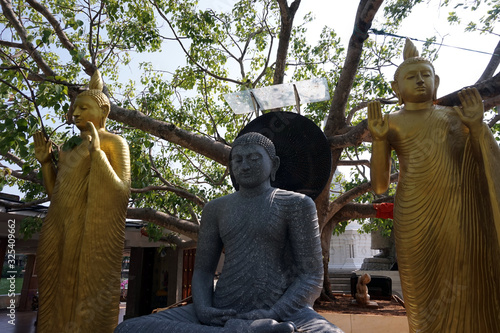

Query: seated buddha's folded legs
[
  {"left": 286, "top": 306, "right": 344, "bottom": 333},
  {"left": 114, "top": 305, "right": 318, "bottom": 333},
  {"left": 114, "top": 305, "right": 218, "bottom": 333}
]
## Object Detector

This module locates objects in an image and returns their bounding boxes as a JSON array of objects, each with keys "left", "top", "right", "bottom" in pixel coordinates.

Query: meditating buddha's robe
[
  {"left": 37, "top": 135, "right": 130, "bottom": 333},
  {"left": 388, "top": 106, "right": 500, "bottom": 332}
]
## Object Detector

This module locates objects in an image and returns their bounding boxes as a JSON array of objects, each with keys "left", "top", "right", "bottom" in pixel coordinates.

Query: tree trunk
[{"left": 319, "top": 0, "right": 384, "bottom": 296}]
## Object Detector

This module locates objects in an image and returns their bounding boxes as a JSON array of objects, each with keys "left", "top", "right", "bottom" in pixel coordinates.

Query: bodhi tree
[{"left": 1, "top": 0, "right": 499, "bottom": 299}]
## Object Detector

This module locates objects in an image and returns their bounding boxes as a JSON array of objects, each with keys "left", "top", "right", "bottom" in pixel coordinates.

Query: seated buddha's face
[{"left": 231, "top": 143, "right": 275, "bottom": 189}]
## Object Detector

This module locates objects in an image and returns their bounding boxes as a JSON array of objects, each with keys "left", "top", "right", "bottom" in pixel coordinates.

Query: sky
[
  {"left": 297, "top": 0, "right": 499, "bottom": 178},
  {"left": 301, "top": 0, "right": 498, "bottom": 96},
  {"left": 116, "top": 0, "right": 499, "bottom": 99},
  {"left": 126, "top": 0, "right": 499, "bottom": 107},
  {"left": 3, "top": 0, "right": 499, "bottom": 198}
]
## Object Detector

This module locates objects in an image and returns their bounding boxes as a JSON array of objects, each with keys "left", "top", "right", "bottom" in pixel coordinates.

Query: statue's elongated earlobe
[{"left": 271, "top": 156, "right": 280, "bottom": 182}]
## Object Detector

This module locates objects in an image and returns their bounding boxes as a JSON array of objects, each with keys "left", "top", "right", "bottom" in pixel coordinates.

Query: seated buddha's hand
[
  {"left": 454, "top": 87, "right": 484, "bottom": 132},
  {"left": 197, "top": 306, "right": 237, "bottom": 326},
  {"left": 235, "top": 308, "right": 279, "bottom": 321},
  {"left": 367, "top": 100, "right": 388, "bottom": 141},
  {"left": 225, "top": 318, "right": 296, "bottom": 333}
]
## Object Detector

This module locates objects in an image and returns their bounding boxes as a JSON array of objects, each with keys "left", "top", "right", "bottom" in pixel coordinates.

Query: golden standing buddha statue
[
  {"left": 368, "top": 38, "right": 500, "bottom": 332},
  {"left": 34, "top": 70, "right": 131, "bottom": 333}
]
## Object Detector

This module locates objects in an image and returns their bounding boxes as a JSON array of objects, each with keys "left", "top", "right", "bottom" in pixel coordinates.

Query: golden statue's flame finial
[
  {"left": 88, "top": 70, "right": 104, "bottom": 92},
  {"left": 403, "top": 37, "right": 419, "bottom": 60},
  {"left": 393, "top": 38, "right": 435, "bottom": 85}
]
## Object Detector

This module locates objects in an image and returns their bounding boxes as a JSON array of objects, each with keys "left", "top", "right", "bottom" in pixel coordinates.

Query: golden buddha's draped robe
[
  {"left": 37, "top": 135, "right": 130, "bottom": 333},
  {"left": 388, "top": 106, "right": 500, "bottom": 332}
]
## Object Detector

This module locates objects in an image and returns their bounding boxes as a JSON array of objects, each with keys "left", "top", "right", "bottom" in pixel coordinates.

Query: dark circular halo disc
[{"left": 231, "top": 111, "right": 332, "bottom": 200}]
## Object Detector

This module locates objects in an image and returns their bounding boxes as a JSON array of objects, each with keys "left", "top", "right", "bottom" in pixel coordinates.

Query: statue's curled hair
[{"left": 231, "top": 132, "right": 277, "bottom": 160}]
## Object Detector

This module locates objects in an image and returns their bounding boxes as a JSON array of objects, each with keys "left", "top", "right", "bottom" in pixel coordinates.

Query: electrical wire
[{"left": 369, "top": 28, "right": 499, "bottom": 58}]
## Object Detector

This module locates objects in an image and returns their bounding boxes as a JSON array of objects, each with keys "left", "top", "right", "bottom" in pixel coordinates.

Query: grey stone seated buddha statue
[{"left": 115, "top": 132, "right": 343, "bottom": 333}]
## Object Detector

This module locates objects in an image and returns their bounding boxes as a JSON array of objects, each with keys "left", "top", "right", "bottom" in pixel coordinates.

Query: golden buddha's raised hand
[
  {"left": 34, "top": 131, "right": 52, "bottom": 164},
  {"left": 454, "top": 87, "right": 484, "bottom": 131},
  {"left": 367, "top": 100, "right": 388, "bottom": 141},
  {"left": 86, "top": 121, "right": 100, "bottom": 152}
]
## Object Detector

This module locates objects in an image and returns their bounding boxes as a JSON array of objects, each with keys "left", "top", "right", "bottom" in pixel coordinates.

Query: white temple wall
[{"left": 328, "top": 222, "right": 379, "bottom": 272}]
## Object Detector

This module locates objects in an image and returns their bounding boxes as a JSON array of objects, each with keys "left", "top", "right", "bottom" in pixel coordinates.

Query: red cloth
[{"left": 374, "top": 203, "right": 394, "bottom": 219}]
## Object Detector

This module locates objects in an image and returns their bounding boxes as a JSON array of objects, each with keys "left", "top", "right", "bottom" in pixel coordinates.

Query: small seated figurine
[
  {"left": 115, "top": 132, "right": 343, "bottom": 332},
  {"left": 354, "top": 274, "right": 377, "bottom": 308}
]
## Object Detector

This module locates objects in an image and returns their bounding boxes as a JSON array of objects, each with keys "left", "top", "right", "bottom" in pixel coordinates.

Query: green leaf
[
  {"left": 62, "top": 135, "right": 83, "bottom": 151},
  {"left": 19, "top": 216, "right": 43, "bottom": 240}
]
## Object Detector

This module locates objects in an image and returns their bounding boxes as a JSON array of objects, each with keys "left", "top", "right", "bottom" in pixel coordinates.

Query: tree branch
[
  {"left": 148, "top": 147, "right": 174, "bottom": 187},
  {"left": 477, "top": 39, "right": 500, "bottom": 83},
  {"left": 126, "top": 207, "right": 200, "bottom": 241},
  {"left": 484, "top": 95, "right": 500, "bottom": 113},
  {"left": 327, "top": 202, "right": 377, "bottom": 224},
  {"left": 326, "top": 172, "right": 398, "bottom": 222},
  {"left": 253, "top": 27, "right": 275, "bottom": 87},
  {"left": 25, "top": 0, "right": 95, "bottom": 76},
  {"left": 316, "top": 1, "right": 384, "bottom": 227},
  {"left": 131, "top": 186, "right": 205, "bottom": 208},
  {"left": 324, "top": 0, "right": 384, "bottom": 136},
  {"left": 0, "top": 78, "right": 34, "bottom": 102},
  {"left": 489, "top": 112, "right": 500, "bottom": 128},
  {"left": 273, "top": 0, "right": 301, "bottom": 85},
  {"left": 108, "top": 104, "right": 231, "bottom": 166},
  {"left": 1, "top": 164, "right": 42, "bottom": 184},
  {"left": 1, "top": 0, "right": 56, "bottom": 78},
  {"left": 0, "top": 197, "right": 49, "bottom": 209},
  {"left": 1, "top": 152, "right": 41, "bottom": 184},
  {"left": 139, "top": 226, "right": 197, "bottom": 248},
  {"left": 151, "top": 0, "right": 244, "bottom": 86},
  {"left": 328, "top": 120, "right": 371, "bottom": 149},
  {"left": 2, "top": 151, "right": 26, "bottom": 169},
  {"left": 436, "top": 71, "right": 500, "bottom": 110},
  {"left": 337, "top": 159, "right": 370, "bottom": 167},
  {"left": 1, "top": 0, "right": 80, "bottom": 105},
  {"left": 0, "top": 40, "right": 25, "bottom": 49},
  {"left": 158, "top": 233, "right": 197, "bottom": 249}
]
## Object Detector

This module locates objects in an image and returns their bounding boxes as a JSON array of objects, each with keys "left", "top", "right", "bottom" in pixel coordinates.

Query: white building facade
[{"left": 328, "top": 221, "right": 379, "bottom": 272}]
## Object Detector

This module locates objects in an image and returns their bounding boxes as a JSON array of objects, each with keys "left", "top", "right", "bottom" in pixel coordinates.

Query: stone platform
[{"left": 321, "top": 313, "right": 408, "bottom": 333}]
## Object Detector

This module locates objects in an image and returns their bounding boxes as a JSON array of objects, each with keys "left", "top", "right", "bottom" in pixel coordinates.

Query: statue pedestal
[
  {"left": 361, "top": 229, "right": 396, "bottom": 270},
  {"left": 361, "top": 257, "right": 393, "bottom": 271},
  {"left": 351, "top": 299, "right": 379, "bottom": 308}
]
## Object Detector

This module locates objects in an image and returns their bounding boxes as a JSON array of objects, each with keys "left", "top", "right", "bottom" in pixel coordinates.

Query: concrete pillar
[
  {"left": 18, "top": 254, "right": 37, "bottom": 311},
  {"left": 123, "top": 247, "right": 156, "bottom": 319},
  {"left": 0, "top": 237, "right": 7, "bottom": 283},
  {"left": 165, "top": 248, "right": 182, "bottom": 305}
]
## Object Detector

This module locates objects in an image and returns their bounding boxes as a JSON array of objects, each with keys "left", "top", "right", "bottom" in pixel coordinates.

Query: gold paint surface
[
  {"left": 34, "top": 71, "right": 131, "bottom": 333},
  {"left": 368, "top": 41, "right": 500, "bottom": 332}
]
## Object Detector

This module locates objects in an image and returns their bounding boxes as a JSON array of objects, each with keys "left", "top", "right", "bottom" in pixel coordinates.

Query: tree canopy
[{"left": 1, "top": 0, "right": 499, "bottom": 296}]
